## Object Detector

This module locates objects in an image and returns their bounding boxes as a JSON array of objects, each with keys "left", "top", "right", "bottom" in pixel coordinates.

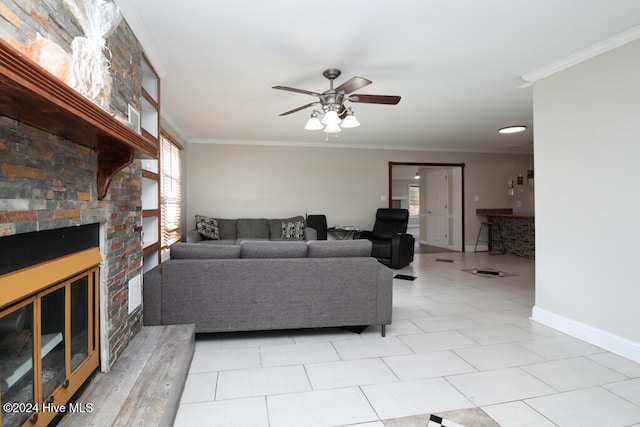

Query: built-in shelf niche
[
  {"left": 141, "top": 97, "right": 158, "bottom": 139},
  {"left": 143, "top": 252, "right": 160, "bottom": 273},
  {"left": 141, "top": 163, "right": 160, "bottom": 265},
  {"left": 142, "top": 215, "right": 159, "bottom": 249},
  {"left": 139, "top": 54, "right": 161, "bottom": 269},
  {"left": 140, "top": 53, "right": 159, "bottom": 141},
  {"left": 142, "top": 174, "right": 159, "bottom": 211},
  {"left": 141, "top": 58, "right": 158, "bottom": 102}
]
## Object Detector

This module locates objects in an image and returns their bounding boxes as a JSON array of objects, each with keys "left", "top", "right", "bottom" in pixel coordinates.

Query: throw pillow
[
  {"left": 281, "top": 220, "right": 305, "bottom": 240},
  {"left": 195, "top": 215, "right": 219, "bottom": 240}
]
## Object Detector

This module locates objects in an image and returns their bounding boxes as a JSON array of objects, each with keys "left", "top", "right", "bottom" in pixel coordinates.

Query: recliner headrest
[{"left": 376, "top": 208, "right": 409, "bottom": 222}]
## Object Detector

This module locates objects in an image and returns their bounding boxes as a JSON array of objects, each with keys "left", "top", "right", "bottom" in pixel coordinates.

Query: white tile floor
[{"left": 174, "top": 252, "right": 640, "bottom": 426}]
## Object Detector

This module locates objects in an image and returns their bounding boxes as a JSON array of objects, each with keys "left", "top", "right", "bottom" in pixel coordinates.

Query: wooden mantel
[{"left": 0, "top": 39, "right": 158, "bottom": 199}]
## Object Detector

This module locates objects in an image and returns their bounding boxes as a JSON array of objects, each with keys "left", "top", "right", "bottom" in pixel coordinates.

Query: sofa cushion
[
  {"left": 171, "top": 242, "right": 240, "bottom": 259},
  {"left": 195, "top": 215, "right": 219, "bottom": 240},
  {"left": 237, "top": 218, "right": 270, "bottom": 239},
  {"left": 240, "top": 241, "right": 308, "bottom": 258},
  {"left": 269, "top": 216, "right": 305, "bottom": 239},
  {"left": 215, "top": 218, "right": 238, "bottom": 240},
  {"left": 281, "top": 220, "right": 305, "bottom": 240},
  {"left": 307, "top": 240, "right": 373, "bottom": 258}
]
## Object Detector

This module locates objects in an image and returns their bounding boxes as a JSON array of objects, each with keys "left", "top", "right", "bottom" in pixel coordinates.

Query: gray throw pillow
[
  {"left": 195, "top": 215, "right": 219, "bottom": 240},
  {"left": 281, "top": 220, "right": 305, "bottom": 240}
]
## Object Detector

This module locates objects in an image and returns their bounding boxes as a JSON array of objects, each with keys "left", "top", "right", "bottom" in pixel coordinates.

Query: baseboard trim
[{"left": 531, "top": 306, "right": 640, "bottom": 364}]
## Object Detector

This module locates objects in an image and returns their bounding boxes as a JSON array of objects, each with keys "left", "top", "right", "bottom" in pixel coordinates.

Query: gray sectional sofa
[
  {"left": 143, "top": 240, "right": 393, "bottom": 336},
  {"left": 186, "top": 215, "right": 320, "bottom": 244}
]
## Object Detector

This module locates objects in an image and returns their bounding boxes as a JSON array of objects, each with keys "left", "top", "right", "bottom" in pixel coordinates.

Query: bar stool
[{"left": 474, "top": 221, "right": 506, "bottom": 254}]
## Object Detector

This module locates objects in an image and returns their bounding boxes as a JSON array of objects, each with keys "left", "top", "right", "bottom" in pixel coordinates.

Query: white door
[{"left": 426, "top": 169, "right": 449, "bottom": 248}]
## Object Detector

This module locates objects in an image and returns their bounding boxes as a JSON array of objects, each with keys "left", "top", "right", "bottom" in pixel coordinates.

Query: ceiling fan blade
[
  {"left": 272, "top": 85, "right": 321, "bottom": 97},
  {"left": 279, "top": 102, "right": 318, "bottom": 116},
  {"left": 334, "top": 77, "right": 372, "bottom": 94},
  {"left": 348, "top": 94, "right": 401, "bottom": 105}
]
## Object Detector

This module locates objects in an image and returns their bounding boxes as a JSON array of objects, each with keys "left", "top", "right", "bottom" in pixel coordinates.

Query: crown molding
[
  {"left": 186, "top": 138, "right": 532, "bottom": 154},
  {"left": 522, "top": 24, "right": 640, "bottom": 83}
]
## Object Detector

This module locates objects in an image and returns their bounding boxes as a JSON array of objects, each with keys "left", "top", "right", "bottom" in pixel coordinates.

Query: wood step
[{"left": 60, "top": 324, "right": 195, "bottom": 427}]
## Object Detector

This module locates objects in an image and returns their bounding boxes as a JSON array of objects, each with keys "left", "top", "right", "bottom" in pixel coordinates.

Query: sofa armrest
[
  {"left": 305, "top": 226, "right": 318, "bottom": 241},
  {"left": 390, "top": 233, "right": 415, "bottom": 268},
  {"left": 375, "top": 263, "right": 393, "bottom": 325},
  {"left": 355, "top": 230, "right": 375, "bottom": 240},
  {"left": 186, "top": 229, "right": 203, "bottom": 243}
]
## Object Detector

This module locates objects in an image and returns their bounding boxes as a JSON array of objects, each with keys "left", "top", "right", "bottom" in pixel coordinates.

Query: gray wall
[
  {"left": 185, "top": 143, "right": 532, "bottom": 249},
  {"left": 533, "top": 39, "right": 640, "bottom": 360}
]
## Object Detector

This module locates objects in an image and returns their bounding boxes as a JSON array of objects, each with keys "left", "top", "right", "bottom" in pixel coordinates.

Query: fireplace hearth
[{"left": 0, "top": 225, "right": 101, "bottom": 427}]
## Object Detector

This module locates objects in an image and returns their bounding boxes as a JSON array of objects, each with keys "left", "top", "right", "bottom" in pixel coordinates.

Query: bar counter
[{"left": 476, "top": 209, "right": 535, "bottom": 258}]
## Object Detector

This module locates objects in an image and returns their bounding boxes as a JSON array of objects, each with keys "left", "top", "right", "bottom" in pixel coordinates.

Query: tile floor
[{"left": 174, "top": 251, "right": 640, "bottom": 427}]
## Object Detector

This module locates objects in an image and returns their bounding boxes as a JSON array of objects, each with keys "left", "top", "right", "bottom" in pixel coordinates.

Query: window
[
  {"left": 160, "top": 131, "right": 183, "bottom": 247},
  {"left": 409, "top": 184, "right": 420, "bottom": 216}
]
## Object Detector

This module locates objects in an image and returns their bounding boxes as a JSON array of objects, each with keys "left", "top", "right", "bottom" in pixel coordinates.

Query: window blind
[{"left": 160, "top": 132, "right": 183, "bottom": 247}]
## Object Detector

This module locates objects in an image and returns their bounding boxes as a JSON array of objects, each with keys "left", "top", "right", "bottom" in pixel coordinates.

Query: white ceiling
[{"left": 115, "top": 0, "right": 640, "bottom": 153}]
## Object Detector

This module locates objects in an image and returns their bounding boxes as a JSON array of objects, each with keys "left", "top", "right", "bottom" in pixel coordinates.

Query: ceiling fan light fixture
[
  {"left": 323, "top": 122, "right": 342, "bottom": 134},
  {"left": 274, "top": 69, "right": 400, "bottom": 137},
  {"left": 341, "top": 110, "right": 360, "bottom": 128},
  {"left": 498, "top": 125, "right": 527, "bottom": 134},
  {"left": 304, "top": 113, "right": 323, "bottom": 130},
  {"left": 321, "top": 109, "right": 341, "bottom": 126}
]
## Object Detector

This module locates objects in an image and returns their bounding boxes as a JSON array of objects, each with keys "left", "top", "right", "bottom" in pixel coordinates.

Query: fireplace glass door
[
  {"left": 70, "top": 277, "right": 89, "bottom": 373},
  {"left": 40, "top": 286, "right": 66, "bottom": 401},
  {"left": 0, "top": 301, "right": 34, "bottom": 427}
]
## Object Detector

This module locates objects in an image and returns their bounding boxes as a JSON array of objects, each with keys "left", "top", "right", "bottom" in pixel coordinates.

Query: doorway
[{"left": 389, "top": 162, "right": 465, "bottom": 252}]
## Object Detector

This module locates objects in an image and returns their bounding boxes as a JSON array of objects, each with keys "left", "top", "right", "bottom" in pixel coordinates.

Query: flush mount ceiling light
[
  {"left": 274, "top": 68, "right": 401, "bottom": 135},
  {"left": 498, "top": 125, "right": 527, "bottom": 134}
]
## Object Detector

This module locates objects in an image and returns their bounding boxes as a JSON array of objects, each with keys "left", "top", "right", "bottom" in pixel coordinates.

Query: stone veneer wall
[
  {"left": 0, "top": 0, "right": 147, "bottom": 367},
  {"left": 492, "top": 216, "right": 535, "bottom": 259}
]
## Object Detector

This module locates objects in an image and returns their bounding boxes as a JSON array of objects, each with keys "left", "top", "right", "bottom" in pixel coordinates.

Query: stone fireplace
[
  {"left": 0, "top": 115, "right": 146, "bottom": 370},
  {"left": 0, "top": 1, "right": 155, "bottom": 424}
]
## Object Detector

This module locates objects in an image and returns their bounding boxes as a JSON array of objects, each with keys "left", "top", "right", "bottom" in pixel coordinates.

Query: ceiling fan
[{"left": 273, "top": 68, "right": 401, "bottom": 133}]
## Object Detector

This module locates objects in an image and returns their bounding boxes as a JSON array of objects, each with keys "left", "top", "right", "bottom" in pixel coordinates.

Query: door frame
[{"left": 388, "top": 161, "right": 465, "bottom": 251}]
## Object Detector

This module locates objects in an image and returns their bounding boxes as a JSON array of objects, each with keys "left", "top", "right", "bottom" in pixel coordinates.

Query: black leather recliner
[
  {"left": 357, "top": 208, "right": 415, "bottom": 269},
  {"left": 306, "top": 214, "right": 328, "bottom": 240}
]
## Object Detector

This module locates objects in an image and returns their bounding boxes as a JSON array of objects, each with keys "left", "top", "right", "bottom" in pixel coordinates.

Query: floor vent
[{"left": 394, "top": 274, "right": 417, "bottom": 281}]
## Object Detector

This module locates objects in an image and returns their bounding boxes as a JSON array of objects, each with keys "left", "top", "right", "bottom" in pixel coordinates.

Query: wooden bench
[{"left": 60, "top": 324, "right": 195, "bottom": 427}]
